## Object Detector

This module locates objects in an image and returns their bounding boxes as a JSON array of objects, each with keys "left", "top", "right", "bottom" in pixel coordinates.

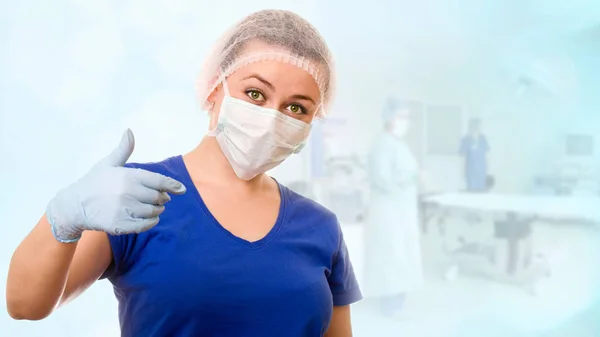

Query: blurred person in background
[
  {"left": 459, "top": 117, "right": 490, "bottom": 192},
  {"left": 6, "top": 10, "right": 361, "bottom": 337},
  {"left": 364, "top": 98, "right": 424, "bottom": 317}
]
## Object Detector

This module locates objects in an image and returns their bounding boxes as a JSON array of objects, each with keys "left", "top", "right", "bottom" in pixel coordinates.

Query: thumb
[{"left": 98, "top": 129, "right": 135, "bottom": 167}]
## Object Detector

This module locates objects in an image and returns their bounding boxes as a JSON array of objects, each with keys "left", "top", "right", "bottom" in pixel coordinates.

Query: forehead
[
  {"left": 395, "top": 108, "right": 411, "bottom": 120},
  {"left": 226, "top": 41, "right": 324, "bottom": 96},
  {"left": 231, "top": 61, "right": 321, "bottom": 102}
]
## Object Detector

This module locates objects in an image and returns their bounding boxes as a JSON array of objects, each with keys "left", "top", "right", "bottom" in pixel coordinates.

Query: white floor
[{"left": 345, "top": 219, "right": 600, "bottom": 337}]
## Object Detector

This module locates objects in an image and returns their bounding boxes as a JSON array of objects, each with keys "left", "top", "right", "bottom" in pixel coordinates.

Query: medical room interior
[{"left": 1, "top": 1, "right": 600, "bottom": 336}]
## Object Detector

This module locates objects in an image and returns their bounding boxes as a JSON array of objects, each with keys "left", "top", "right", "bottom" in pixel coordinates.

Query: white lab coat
[{"left": 363, "top": 133, "right": 424, "bottom": 298}]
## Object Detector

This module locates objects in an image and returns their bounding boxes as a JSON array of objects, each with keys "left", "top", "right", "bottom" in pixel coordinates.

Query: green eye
[
  {"left": 246, "top": 90, "right": 264, "bottom": 101},
  {"left": 288, "top": 104, "right": 304, "bottom": 114}
]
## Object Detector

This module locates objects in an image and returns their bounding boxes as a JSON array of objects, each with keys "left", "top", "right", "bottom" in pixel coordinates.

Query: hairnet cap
[
  {"left": 381, "top": 98, "right": 409, "bottom": 124},
  {"left": 196, "top": 10, "right": 334, "bottom": 117}
]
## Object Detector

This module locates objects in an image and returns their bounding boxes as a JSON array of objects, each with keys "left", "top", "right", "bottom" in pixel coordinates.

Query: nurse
[
  {"left": 459, "top": 118, "right": 490, "bottom": 192},
  {"left": 364, "top": 98, "right": 424, "bottom": 316},
  {"left": 6, "top": 10, "right": 362, "bottom": 337}
]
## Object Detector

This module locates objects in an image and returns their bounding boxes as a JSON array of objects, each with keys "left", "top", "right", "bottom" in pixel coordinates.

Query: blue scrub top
[
  {"left": 101, "top": 156, "right": 362, "bottom": 337},
  {"left": 460, "top": 134, "right": 490, "bottom": 191}
]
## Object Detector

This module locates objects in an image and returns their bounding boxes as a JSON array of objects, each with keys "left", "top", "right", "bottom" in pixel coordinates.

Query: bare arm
[
  {"left": 325, "top": 305, "right": 353, "bottom": 337},
  {"left": 6, "top": 214, "right": 112, "bottom": 320}
]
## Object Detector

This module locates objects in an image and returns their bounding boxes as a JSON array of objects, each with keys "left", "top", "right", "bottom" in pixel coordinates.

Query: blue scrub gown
[{"left": 460, "top": 134, "right": 490, "bottom": 192}]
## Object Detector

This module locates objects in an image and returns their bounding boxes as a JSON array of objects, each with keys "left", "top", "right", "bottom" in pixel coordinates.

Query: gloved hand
[{"left": 46, "top": 129, "right": 187, "bottom": 243}]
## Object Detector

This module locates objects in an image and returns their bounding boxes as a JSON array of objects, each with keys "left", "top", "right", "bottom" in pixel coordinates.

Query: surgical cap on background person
[
  {"left": 195, "top": 10, "right": 335, "bottom": 117},
  {"left": 381, "top": 97, "right": 409, "bottom": 125}
]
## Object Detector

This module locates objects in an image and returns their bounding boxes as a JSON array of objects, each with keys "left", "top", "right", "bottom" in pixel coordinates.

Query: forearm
[
  {"left": 370, "top": 175, "right": 394, "bottom": 192},
  {"left": 6, "top": 214, "right": 77, "bottom": 320},
  {"left": 395, "top": 170, "right": 417, "bottom": 187},
  {"left": 369, "top": 165, "right": 397, "bottom": 193}
]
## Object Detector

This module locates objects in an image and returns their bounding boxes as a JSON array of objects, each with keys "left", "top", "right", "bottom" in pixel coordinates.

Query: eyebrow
[
  {"left": 242, "top": 74, "right": 274, "bottom": 90},
  {"left": 290, "top": 94, "right": 316, "bottom": 105},
  {"left": 242, "top": 74, "right": 316, "bottom": 104}
]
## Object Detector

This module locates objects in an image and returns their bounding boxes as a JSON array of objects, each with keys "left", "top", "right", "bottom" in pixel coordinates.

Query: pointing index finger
[{"left": 130, "top": 168, "right": 187, "bottom": 195}]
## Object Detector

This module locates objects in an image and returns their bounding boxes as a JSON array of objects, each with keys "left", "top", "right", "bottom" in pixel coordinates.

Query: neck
[{"left": 183, "top": 136, "right": 268, "bottom": 191}]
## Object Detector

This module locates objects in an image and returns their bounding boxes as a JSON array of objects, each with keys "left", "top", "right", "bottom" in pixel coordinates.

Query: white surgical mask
[
  {"left": 392, "top": 120, "right": 409, "bottom": 138},
  {"left": 208, "top": 80, "right": 312, "bottom": 180}
]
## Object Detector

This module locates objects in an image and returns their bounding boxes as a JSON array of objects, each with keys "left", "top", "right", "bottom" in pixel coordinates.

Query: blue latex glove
[{"left": 46, "top": 129, "right": 187, "bottom": 243}]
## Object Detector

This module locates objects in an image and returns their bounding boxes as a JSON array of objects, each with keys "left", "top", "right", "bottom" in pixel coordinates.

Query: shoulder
[
  {"left": 124, "top": 155, "right": 187, "bottom": 180},
  {"left": 280, "top": 184, "right": 341, "bottom": 246},
  {"left": 282, "top": 184, "right": 337, "bottom": 222}
]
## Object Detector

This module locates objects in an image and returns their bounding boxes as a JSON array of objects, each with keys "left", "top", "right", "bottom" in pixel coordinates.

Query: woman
[
  {"left": 364, "top": 98, "right": 423, "bottom": 316},
  {"left": 6, "top": 10, "right": 362, "bottom": 337}
]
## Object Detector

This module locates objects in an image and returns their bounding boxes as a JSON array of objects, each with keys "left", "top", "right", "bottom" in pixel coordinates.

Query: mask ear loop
[
  {"left": 207, "top": 78, "right": 230, "bottom": 137},
  {"left": 222, "top": 78, "right": 231, "bottom": 97}
]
